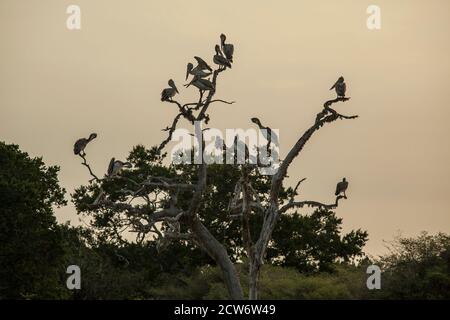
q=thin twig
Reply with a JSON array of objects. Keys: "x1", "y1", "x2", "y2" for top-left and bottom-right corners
[{"x1": 79, "y1": 154, "x2": 101, "y2": 183}]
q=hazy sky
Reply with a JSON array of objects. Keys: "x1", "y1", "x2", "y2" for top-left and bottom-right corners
[{"x1": 1, "y1": 0, "x2": 449, "y2": 255}]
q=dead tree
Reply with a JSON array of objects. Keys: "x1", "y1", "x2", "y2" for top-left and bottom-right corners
[
  {"x1": 75, "y1": 35, "x2": 358, "y2": 300},
  {"x1": 245, "y1": 97, "x2": 357, "y2": 299}
]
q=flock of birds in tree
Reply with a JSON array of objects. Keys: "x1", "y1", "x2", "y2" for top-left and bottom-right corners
[
  {"x1": 73, "y1": 33, "x2": 349, "y2": 198},
  {"x1": 161, "y1": 33, "x2": 234, "y2": 101}
]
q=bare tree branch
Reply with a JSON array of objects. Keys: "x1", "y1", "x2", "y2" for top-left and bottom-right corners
[
  {"x1": 279, "y1": 195, "x2": 347, "y2": 214},
  {"x1": 292, "y1": 178, "x2": 307, "y2": 198},
  {"x1": 76, "y1": 33, "x2": 357, "y2": 301},
  {"x1": 248, "y1": 97, "x2": 358, "y2": 299},
  {"x1": 158, "y1": 112, "x2": 185, "y2": 152},
  {"x1": 209, "y1": 99, "x2": 235, "y2": 105},
  {"x1": 197, "y1": 68, "x2": 225, "y2": 121},
  {"x1": 78, "y1": 154, "x2": 101, "y2": 183},
  {"x1": 270, "y1": 99, "x2": 357, "y2": 202}
]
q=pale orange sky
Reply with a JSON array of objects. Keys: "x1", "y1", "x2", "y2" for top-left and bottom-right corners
[{"x1": 1, "y1": 0, "x2": 449, "y2": 255}]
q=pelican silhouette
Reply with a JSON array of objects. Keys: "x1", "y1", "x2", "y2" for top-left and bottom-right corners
[
  {"x1": 335, "y1": 177, "x2": 349, "y2": 197},
  {"x1": 194, "y1": 56, "x2": 212, "y2": 72},
  {"x1": 107, "y1": 158, "x2": 132, "y2": 177},
  {"x1": 251, "y1": 117, "x2": 278, "y2": 145},
  {"x1": 330, "y1": 76, "x2": 346, "y2": 98},
  {"x1": 73, "y1": 133, "x2": 97, "y2": 156},
  {"x1": 213, "y1": 45, "x2": 232, "y2": 69},
  {"x1": 185, "y1": 76, "x2": 215, "y2": 91},
  {"x1": 220, "y1": 33, "x2": 234, "y2": 63},
  {"x1": 161, "y1": 79, "x2": 179, "y2": 101},
  {"x1": 186, "y1": 62, "x2": 212, "y2": 80}
]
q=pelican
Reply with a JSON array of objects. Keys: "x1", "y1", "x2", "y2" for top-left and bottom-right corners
[
  {"x1": 251, "y1": 117, "x2": 278, "y2": 145},
  {"x1": 330, "y1": 76, "x2": 346, "y2": 98},
  {"x1": 335, "y1": 177, "x2": 349, "y2": 197},
  {"x1": 213, "y1": 45, "x2": 232, "y2": 69},
  {"x1": 194, "y1": 56, "x2": 212, "y2": 72},
  {"x1": 220, "y1": 33, "x2": 234, "y2": 63},
  {"x1": 185, "y1": 76, "x2": 215, "y2": 91},
  {"x1": 186, "y1": 62, "x2": 212, "y2": 80},
  {"x1": 161, "y1": 79, "x2": 179, "y2": 101},
  {"x1": 73, "y1": 133, "x2": 97, "y2": 156},
  {"x1": 107, "y1": 157, "x2": 132, "y2": 177}
]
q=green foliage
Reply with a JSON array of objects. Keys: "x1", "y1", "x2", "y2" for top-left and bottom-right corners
[
  {"x1": 65, "y1": 237, "x2": 156, "y2": 300},
  {"x1": 59, "y1": 224, "x2": 210, "y2": 300},
  {"x1": 1, "y1": 142, "x2": 448, "y2": 299},
  {"x1": 147, "y1": 263, "x2": 372, "y2": 300},
  {"x1": 268, "y1": 209, "x2": 368, "y2": 273},
  {"x1": 73, "y1": 145, "x2": 368, "y2": 274},
  {"x1": 374, "y1": 232, "x2": 450, "y2": 299},
  {"x1": 72, "y1": 145, "x2": 182, "y2": 245},
  {"x1": 66, "y1": 231, "x2": 449, "y2": 300},
  {"x1": 0, "y1": 142, "x2": 67, "y2": 299}
]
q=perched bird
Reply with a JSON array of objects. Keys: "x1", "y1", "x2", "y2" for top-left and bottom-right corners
[
  {"x1": 194, "y1": 56, "x2": 212, "y2": 72},
  {"x1": 251, "y1": 117, "x2": 278, "y2": 161},
  {"x1": 161, "y1": 79, "x2": 179, "y2": 101},
  {"x1": 185, "y1": 76, "x2": 215, "y2": 91},
  {"x1": 213, "y1": 45, "x2": 232, "y2": 69},
  {"x1": 73, "y1": 133, "x2": 97, "y2": 156},
  {"x1": 330, "y1": 76, "x2": 346, "y2": 98},
  {"x1": 251, "y1": 117, "x2": 278, "y2": 145},
  {"x1": 186, "y1": 62, "x2": 212, "y2": 80},
  {"x1": 107, "y1": 157, "x2": 132, "y2": 177},
  {"x1": 220, "y1": 33, "x2": 234, "y2": 63},
  {"x1": 335, "y1": 177, "x2": 349, "y2": 197}
]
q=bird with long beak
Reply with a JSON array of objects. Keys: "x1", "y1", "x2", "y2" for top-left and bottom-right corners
[
  {"x1": 107, "y1": 157, "x2": 132, "y2": 177},
  {"x1": 251, "y1": 117, "x2": 277, "y2": 142},
  {"x1": 213, "y1": 45, "x2": 232, "y2": 69},
  {"x1": 335, "y1": 177, "x2": 349, "y2": 197},
  {"x1": 220, "y1": 33, "x2": 234, "y2": 63},
  {"x1": 73, "y1": 133, "x2": 97, "y2": 156},
  {"x1": 194, "y1": 56, "x2": 212, "y2": 72},
  {"x1": 161, "y1": 79, "x2": 179, "y2": 101},
  {"x1": 184, "y1": 75, "x2": 215, "y2": 91},
  {"x1": 330, "y1": 76, "x2": 346, "y2": 98},
  {"x1": 186, "y1": 62, "x2": 212, "y2": 81},
  {"x1": 251, "y1": 117, "x2": 278, "y2": 156}
]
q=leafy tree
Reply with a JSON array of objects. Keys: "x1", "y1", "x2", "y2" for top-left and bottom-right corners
[
  {"x1": 0, "y1": 142, "x2": 67, "y2": 299},
  {"x1": 147, "y1": 263, "x2": 372, "y2": 300},
  {"x1": 375, "y1": 232, "x2": 450, "y2": 299},
  {"x1": 73, "y1": 146, "x2": 367, "y2": 270},
  {"x1": 73, "y1": 34, "x2": 360, "y2": 299},
  {"x1": 63, "y1": 231, "x2": 156, "y2": 300},
  {"x1": 268, "y1": 209, "x2": 368, "y2": 273},
  {"x1": 56, "y1": 221, "x2": 201, "y2": 300},
  {"x1": 72, "y1": 145, "x2": 368, "y2": 299}
]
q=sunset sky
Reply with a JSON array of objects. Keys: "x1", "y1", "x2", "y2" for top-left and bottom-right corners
[{"x1": 1, "y1": 0, "x2": 449, "y2": 255}]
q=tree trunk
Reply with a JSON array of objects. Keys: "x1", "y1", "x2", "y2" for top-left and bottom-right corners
[
  {"x1": 189, "y1": 216, "x2": 244, "y2": 300},
  {"x1": 249, "y1": 205, "x2": 279, "y2": 299},
  {"x1": 248, "y1": 255, "x2": 260, "y2": 300}
]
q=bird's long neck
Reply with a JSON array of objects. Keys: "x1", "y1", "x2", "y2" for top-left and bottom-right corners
[{"x1": 254, "y1": 120, "x2": 265, "y2": 130}]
